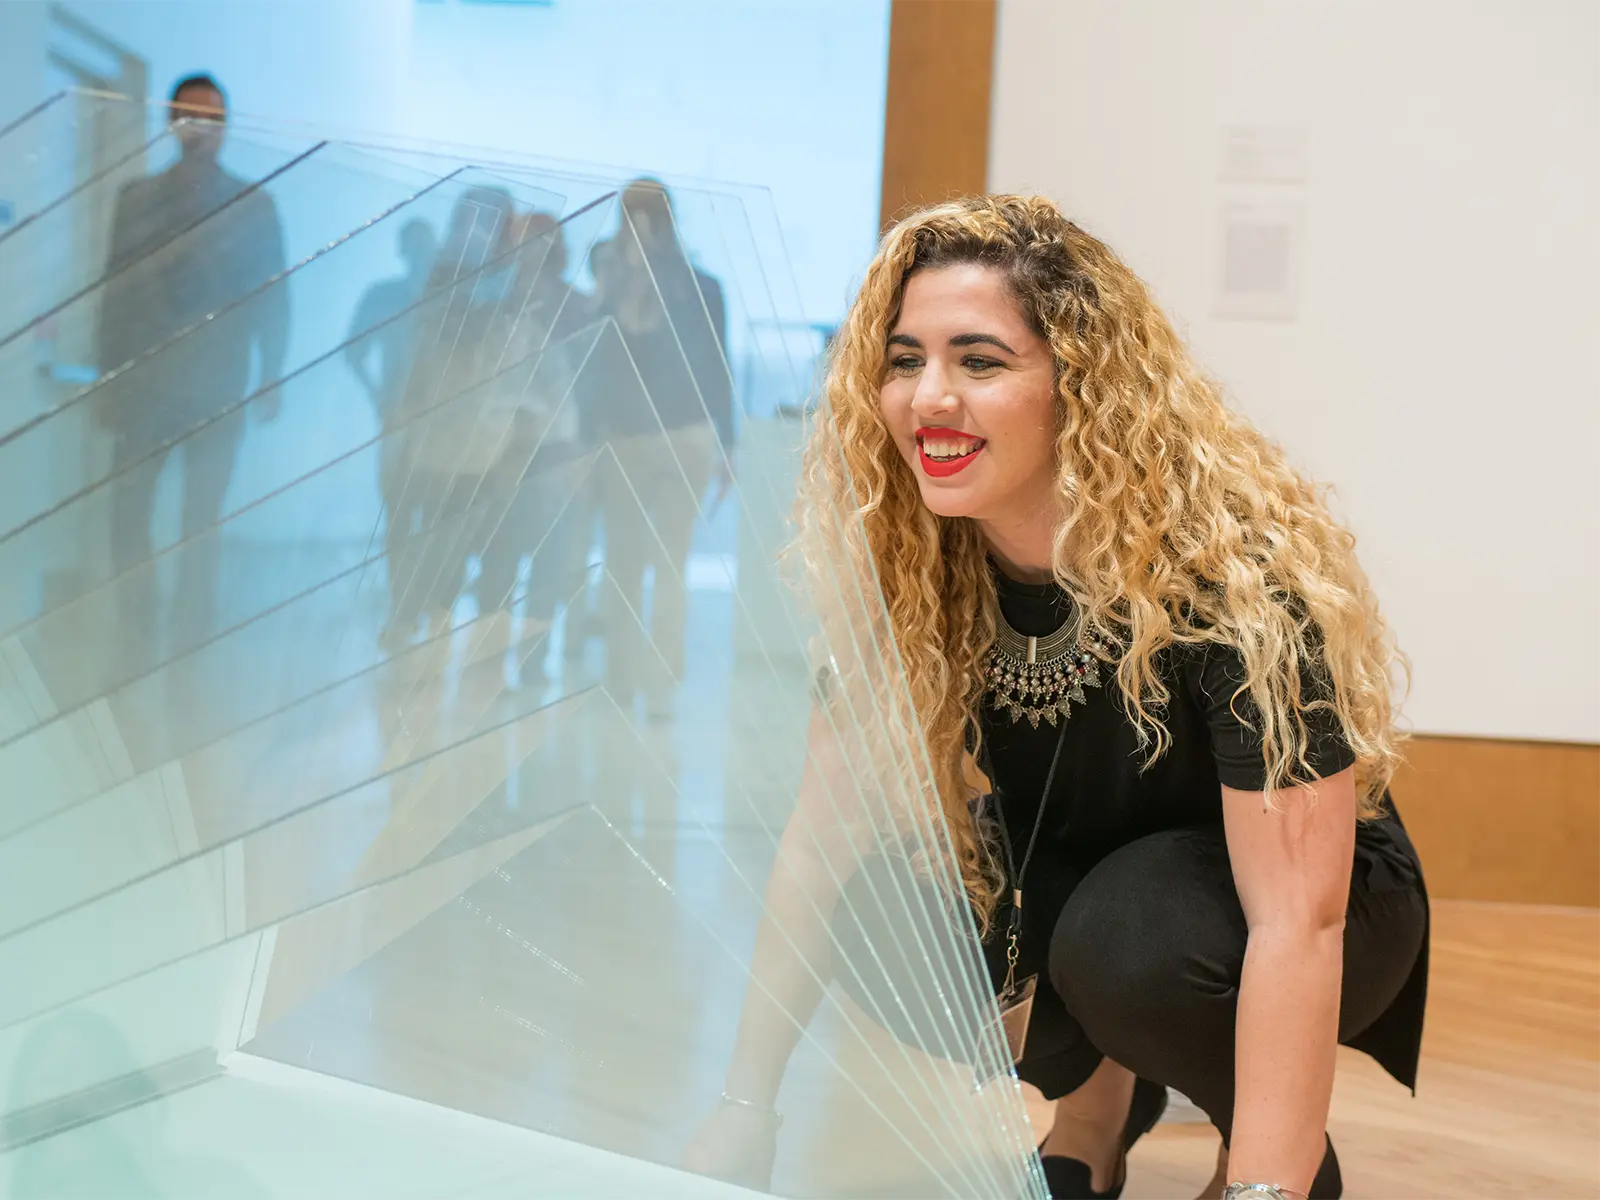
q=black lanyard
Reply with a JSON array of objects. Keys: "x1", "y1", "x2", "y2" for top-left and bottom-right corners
[{"x1": 991, "y1": 716, "x2": 1070, "y2": 993}]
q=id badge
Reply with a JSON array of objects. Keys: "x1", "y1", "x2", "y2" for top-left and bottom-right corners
[{"x1": 995, "y1": 973, "x2": 1038, "y2": 1064}]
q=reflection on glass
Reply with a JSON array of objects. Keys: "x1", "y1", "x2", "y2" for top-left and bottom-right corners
[{"x1": 0, "y1": 91, "x2": 1044, "y2": 1200}]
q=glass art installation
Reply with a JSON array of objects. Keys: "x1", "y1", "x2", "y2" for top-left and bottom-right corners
[{"x1": 0, "y1": 91, "x2": 1047, "y2": 1200}]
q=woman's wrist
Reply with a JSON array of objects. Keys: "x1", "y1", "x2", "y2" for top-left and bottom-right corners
[
  {"x1": 722, "y1": 1060, "x2": 783, "y2": 1112},
  {"x1": 718, "y1": 1091, "x2": 784, "y2": 1128}
]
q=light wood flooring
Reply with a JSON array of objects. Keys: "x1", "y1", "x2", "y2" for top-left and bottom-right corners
[
  {"x1": 247, "y1": 807, "x2": 1599, "y2": 1200},
  {"x1": 1115, "y1": 901, "x2": 1600, "y2": 1199}
]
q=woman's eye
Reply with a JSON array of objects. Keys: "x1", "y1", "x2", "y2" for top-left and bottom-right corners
[
  {"x1": 962, "y1": 355, "x2": 1002, "y2": 373},
  {"x1": 887, "y1": 355, "x2": 922, "y2": 375}
]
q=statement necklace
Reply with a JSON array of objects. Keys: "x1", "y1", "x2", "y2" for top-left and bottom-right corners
[{"x1": 985, "y1": 601, "x2": 1115, "y2": 728}]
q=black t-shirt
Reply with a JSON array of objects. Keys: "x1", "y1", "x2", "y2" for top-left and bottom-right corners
[
  {"x1": 980, "y1": 571, "x2": 1416, "y2": 869},
  {"x1": 579, "y1": 241, "x2": 734, "y2": 449},
  {"x1": 980, "y1": 569, "x2": 1428, "y2": 1087}
]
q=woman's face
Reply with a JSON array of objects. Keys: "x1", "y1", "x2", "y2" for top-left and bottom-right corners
[{"x1": 879, "y1": 263, "x2": 1059, "y2": 525}]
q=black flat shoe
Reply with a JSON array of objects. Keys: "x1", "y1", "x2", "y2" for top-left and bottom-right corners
[
  {"x1": 1122, "y1": 1077, "x2": 1170, "y2": 1149},
  {"x1": 1040, "y1": 1154, "x2": 1120, "y2": 1200},
  {"x1": 1037, "y1": 1078, "x2": 1169, "y2": 1199},
  {"x1": 1309, "y1": 1134, "x2": 1342, "y2": 1199}
]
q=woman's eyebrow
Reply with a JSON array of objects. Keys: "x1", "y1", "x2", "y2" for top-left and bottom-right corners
[
  {"x1": 885, "y1": 332, "x2": 1020, "y2": 354},
  {"x1": 949, "y1": 332, "x2": 1019, "y2": 354}
]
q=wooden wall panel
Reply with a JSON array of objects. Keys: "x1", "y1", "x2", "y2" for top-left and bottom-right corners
[
  {"x1": 879, "y1": 0, "x2": 996, "y2": 231},
  {"x1": 1393, "y1": 735, "x2": 1598, "y2": 907}
]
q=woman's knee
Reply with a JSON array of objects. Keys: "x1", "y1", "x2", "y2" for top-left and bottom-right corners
[
  {"x1": 831, "y1": 858, "x2": 993, "y2": 1058},
  {"x1": 1046, "y1": 831, "x2": 1246, "y2": 1045}
]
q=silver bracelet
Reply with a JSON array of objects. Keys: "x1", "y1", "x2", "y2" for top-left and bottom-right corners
[
  {"x1": 719, "y1": 1091, "x2": 784, "y2": 1129},
  {"x1": 1223, "y1": 1184, "x2": 1308, "y2": 1200}
]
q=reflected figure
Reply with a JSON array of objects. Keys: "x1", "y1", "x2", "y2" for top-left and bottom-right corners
[
  {"x1": 585, "y1": 179, "x2": 734, "y2": 720},
  {"x1": 383, "y1": 186, "x2": 518, "y2": 652},
  {"x1": 96, "y1": 74, "x2": 288, "y2": 648},
  {"x1": 477, "y1": 211, "x2": 590, "y2": 688},
  {"x1": 345, "y1": 220, "x2": 439, "y2": 420},
  {"x1": 345, "y1": 218, "x2": 438, "y2": 636},
  {"x1": 385, "y1": 189, "x2": 578, "y2": 675}
]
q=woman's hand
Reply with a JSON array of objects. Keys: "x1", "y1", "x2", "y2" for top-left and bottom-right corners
[{"x1": 681, "y1": 1102, "x2": 780, "y2": 1192}]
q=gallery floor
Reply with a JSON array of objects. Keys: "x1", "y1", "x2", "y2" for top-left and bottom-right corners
[{"x1": 1115, "y1": 902, "x2": 1600, "y2": 1200}]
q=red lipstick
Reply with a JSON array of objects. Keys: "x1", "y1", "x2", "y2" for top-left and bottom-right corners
[{"x1": 915, "y1": 427, "x2": 986, "y2": 478}]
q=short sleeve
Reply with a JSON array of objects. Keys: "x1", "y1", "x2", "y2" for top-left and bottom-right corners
[{"x1": 1188, "y1": 642, "x2": 1357, "y2": 791}]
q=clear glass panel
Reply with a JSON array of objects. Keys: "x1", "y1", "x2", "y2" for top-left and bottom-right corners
[
  {"x1": 0, "y1": 95, "x2": 1045, "y2": 1200},
  {"x1": 0, "y1": 122, "x2": 328, "y2": 354},
  {"x1": 0, "y1": 234, "x2": 610, "y2": 1143},
  {"x1": 0, "y1": 138, "x2": 562, "y2": 440},
  {"x1": 0, "y1": 165, "x2": 572, "y2": 644},
  {"x1": 0, "y1": 91, "x2": 153, "y2": 239}
]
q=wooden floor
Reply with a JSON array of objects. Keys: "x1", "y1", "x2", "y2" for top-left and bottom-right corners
[
  {"x1": 248, "y1": 800, "x2": 1599, "y2": 1200},
  {"x1": 1114, "y1": 901, "x2": 1600, "y2": 1199}
]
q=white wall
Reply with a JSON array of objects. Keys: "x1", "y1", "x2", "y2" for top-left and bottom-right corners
[
  {"x1": 401, "y1": 0, "x2": 888, "y2": 325},
  {"x1": 0, "y1": 2, "x2": 46, "y2": 125},
  {"x1": 60, "y1": 0, "x2": 411, "y2": 137},
  {"x1": 0, "y1": 1, "x2": 48, "y2": 229},
  {"x1": 22, "y1": 0, "x2": 887, "y2": 329},
  {"x1": 990, "y1": 0, "x2": 1599, "y2": 743}
]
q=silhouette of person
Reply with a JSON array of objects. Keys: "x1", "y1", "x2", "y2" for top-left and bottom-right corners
[
  {"x1": 345, "y1": 217, "x2": 437, "y2": 631},
  {"x1": 583, "y1": 179, "x2": 735, "y2": 719},
  {"x1": 473, "y1": 210, "x2": 590, "y2": 687},
  {"x1": 96, "y1": 73, "x2": 288, "y2": 645},
  {"x1": 346, "y1": 218, "x2": 438, "y2": 429},
  {"x1": 383, "y1": 186, "x2": 520, "y2": 650}
]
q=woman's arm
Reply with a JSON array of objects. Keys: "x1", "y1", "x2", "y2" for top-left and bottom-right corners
[
  {"x1": 681, "y1": 703, "x2": 879, "y2": 1187},
  {"x1": 1221, "y1": 765, "x2": 1357, "y2": 1196},
  {"x1": 720, "y1": 703, "x2": 877, "y2": 1106}
]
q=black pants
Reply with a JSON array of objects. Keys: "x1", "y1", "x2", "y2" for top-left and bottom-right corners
[
  {"x1": 833, "y1": 825, "x2": 1426, "y2": 1199},
  {"x1": 111, "y1": 418, "x2": 244, "y2": 643},
  {"x1": 384, "y1": 458, "x2": 589, "y2": 632}
]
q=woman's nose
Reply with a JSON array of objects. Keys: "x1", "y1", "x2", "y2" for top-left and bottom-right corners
[{"x1": 910, "y1": 364, "x2": 958, "y2": 417}]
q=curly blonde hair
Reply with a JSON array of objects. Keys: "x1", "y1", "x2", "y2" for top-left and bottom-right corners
[{"x1": 797, "y1": 195, "x2": 1406, "y2": 928}]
